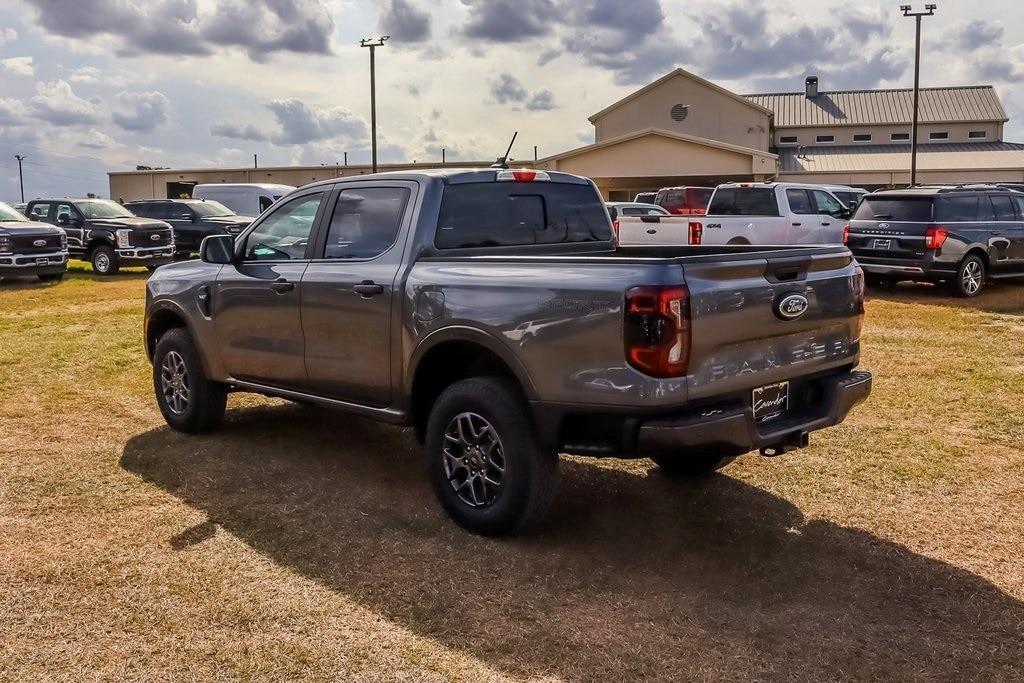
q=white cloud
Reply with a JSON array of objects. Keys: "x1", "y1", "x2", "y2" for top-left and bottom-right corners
[
  {"x1": 0, "y1": 28, "x2": 16, "y2": 46},
  {"x1": 29, "y1": 80, "x2": 99, "y2": 126},
  {"x1": 1, "y1": 57, "x2": 35, "y2": 76},
  {"x1": 111, "y1": 90, "x2": 170, "y2": 132}
]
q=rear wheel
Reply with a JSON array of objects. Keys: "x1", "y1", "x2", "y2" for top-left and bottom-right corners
[
  {"x1": 651, "y1": 449, "x2": 741, "y2": 477},
  {"x1": 951, "y1": 254, "x2": 986, "y2": 297},
  {"x1": 90, "y1": 246, "x2": 120, "y2": 276},
  {"x1": 153, "y1": 328, "x2": 227, "y2": 433},
  {"x1": 426, "y1": 377, "x2": 558, "y2": 535}
]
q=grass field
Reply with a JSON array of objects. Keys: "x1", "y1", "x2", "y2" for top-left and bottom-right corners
[{"x1": 1, "y1": 264, "x2": 1023, "y2": 681}]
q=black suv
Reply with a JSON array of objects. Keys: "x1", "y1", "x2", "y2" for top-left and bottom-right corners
[
  {"x1": 847, "y1": 186, "x2": 1024, "y2": 297},
  {"x1": 25, "y1": 198, "x2": 175, "y2": 275},
  {"x1": 124, "y1": 199, "x2": 253, "y2": 256}
]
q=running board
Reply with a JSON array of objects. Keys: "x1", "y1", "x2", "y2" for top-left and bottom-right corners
[{"x1": 227, "y1": 379, "x2": 408, "y2": 424}]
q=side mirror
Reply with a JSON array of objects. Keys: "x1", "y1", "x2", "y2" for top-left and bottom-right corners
[
  {"x1": 56, "y1": 214, "x2": 69, "y2": 226},
  {"x1": 200, "y1": 234, "x2": 235, "y2": 264},
  {"x1": 839, "y1": 207, "x2": 852, "y2": 219}
]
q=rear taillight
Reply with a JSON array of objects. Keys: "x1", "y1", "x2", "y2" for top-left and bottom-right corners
[
  {"x1": 842, "y1": 224, "x2": 850, "y2": 245},
  {"x1": 924, "y1": 225, "x2": 949, "y2": 250},
  {"x1": 611, "y1": 219, "x2": 620, "y2": 246},
  {"x1": 624, "y1": 285, "x2": 691, "y2": 378},
  {"x1": 853, "y1": 265, "x2": 865, "y2": 337},
  {"x1": 688, "y1": 221, "x2": 702, "y2": 245}
]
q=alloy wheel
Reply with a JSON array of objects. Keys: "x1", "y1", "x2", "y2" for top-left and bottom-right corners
[
  {"x1": 961, "y1": 260, "x2": 983, "y2": 295},
  {"x1": 94, "y1": 252, "x2": 110, "y2": 273},
  {"x1": 160, "y1": 350, "x2": 191, "y2": 415},
  {"x1": 441, "y1": 412, "x2": 506, "y2": 508}
]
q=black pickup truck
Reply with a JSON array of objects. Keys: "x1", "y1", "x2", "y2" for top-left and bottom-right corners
[
  {"x1": 125, "y1": 199, "x2": 253, "y2": 256},
  {"x1": 145, "y1": 168, "x2": 871, "y2": 534},
  {"x1": 26, "y1": 198, "x2": 175, "y2": 275}
]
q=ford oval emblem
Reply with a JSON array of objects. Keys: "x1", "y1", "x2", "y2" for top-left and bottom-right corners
[
  {"x1": 150, "y1": 233, "x2": 161, "y2": 241},
  {"x1": 775, "y1": 293, "x2": 809, "y2": 320},
  {"x1": 33, "y1": 239, "x2": 47, "y2": 247},
  {"x1": 878, "y1": 222, "x2": 890, "y2": 229}
]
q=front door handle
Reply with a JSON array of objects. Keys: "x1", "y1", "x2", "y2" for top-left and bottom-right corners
[
  {"x1": 271, "y1": 278, "x2": 294, "y2": 294},
  {"x1": 821, "y1": 222, "x2": 832, "y2": 227},
  {"x1": 354, "y1": 280, "x2": 384, "y2": 297},
  {"x1": 792, "y1": 222, "x2": 802, "y2": 227}
]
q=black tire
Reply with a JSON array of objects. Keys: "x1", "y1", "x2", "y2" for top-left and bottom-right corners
[
  {"x1": 153, "y1": 327, "x2": 227, "y2": 433},
  {"x1": 90, "y1": 245, "x2": 120, "y2": 276},
  {"x1": 651, "y1": 449, "x2": 741, "y2": 477},
  {"x1": 37, "y1": 273, "x2": 64, "y2": 282},
  {"x1": 951, "y1": 253, "x2": 986, "y2": 298},
  {"x1": 425, "y1": 376, "x2": 558, "y2": 535}
]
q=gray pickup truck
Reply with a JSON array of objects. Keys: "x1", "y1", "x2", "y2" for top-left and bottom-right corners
[{"x1": 144, "y1": 168, "x2": 871, "y2": 535}]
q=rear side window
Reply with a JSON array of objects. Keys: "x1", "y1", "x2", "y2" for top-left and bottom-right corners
[
  {"x1": 28, "y1": 203, "x2": 50, "y2": 220},
  {"x1": 324, "y1": 187, "x2": 410, "y2": 259},
  {"x1": 938, "y1": 196, "x2": 990, "y2": 222},
  {"x1": 435, "y1": 182, "x2": 611, "y2": 249},
  {"x1": 785, "y1": 189, "x2": 814, "y2": 214},
  {"x1": 853, "y1": 197, "x2": 933, "y2": 222},
  {"x1": 708, "y1": 188, "x2": 780, "y2": 216},
  {"x1": 657, "y1": 190, "x2": 686, "y2": 209},
  {"x1": 990, "y1": 195, "x2": 1016, "y2": 221}
]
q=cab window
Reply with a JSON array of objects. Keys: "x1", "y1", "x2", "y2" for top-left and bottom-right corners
[
  {"x1": 322, "y1": 187, "x2": 410, "y2": 259},
  {"x1": 785, "y1": 189, "x2": 814, "y2": 214},
  {"x1": 28, "y1": 203, "x2": 51, "y2": 220},
  {"x1": 811, "y1": 190, "x2": 845, "y2": 216},
  {"x1": 243, "y1": 192, "x2": 323, "y2": 261}
]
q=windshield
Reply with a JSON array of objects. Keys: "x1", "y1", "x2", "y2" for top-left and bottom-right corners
[
  {"x1": 77, "y1": 200, "x2": 135, "y2": 219},
  {"x1": 0, "y1": 202, "x2": 28, "y2": 222},
  {"x1": 190, "y1": 200, "x2": 234, "y2": 217}
]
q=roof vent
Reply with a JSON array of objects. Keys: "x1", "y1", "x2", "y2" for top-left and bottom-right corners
[{"x1": 805, "y1": 76, "x2": 819, "y2": 98}]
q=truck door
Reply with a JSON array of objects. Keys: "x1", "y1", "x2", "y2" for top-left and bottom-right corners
[
  {"x1": 810, "y1": 190, "x2": 847, "y2": 244},
  {"x1": 784, "y1": 189, "x2": 817, "y2": 244},
  {"x1": 300, "y1": 183, "x2": 415, "y2": 407},
  {"x1": 214, "y1": 190, "x2": 326, "y2": 389}
]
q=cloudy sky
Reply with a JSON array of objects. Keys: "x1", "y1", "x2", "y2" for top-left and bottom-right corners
[{"x1": 1, "y1": 0, "x2": 1022, "y2": 201}]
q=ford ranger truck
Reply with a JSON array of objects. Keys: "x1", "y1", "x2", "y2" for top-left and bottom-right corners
[
  {"x1": 144, "y1": 169, "x2": 871, "y2": 535},
  {"x1": 618, "y1": 182, "x2": 852, "y2": 248}
]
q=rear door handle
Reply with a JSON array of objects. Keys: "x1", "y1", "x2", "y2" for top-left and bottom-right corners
[
  {"x1": 271, "y1": 278, "x2": 294, "y2": 294},
  {"x1": 792, "y1": 222, "x2": 802, "y2": 227},
  {"x1": 354, "y1": 280, "x2": 384, "y2": 297},
  {"x1": 821, "y1": 221, "x2": 832, "y2": 226}
]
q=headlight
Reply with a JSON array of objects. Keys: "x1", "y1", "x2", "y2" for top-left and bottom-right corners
[
  {"x1": 59, "y1": 230, "x2": 67, "y2": 250},
  {"x1": 116, "y1": 229, "x2": 131, "y2": 248},
  {"x1": 0, "y1": 235, "x2": 10, "y2": 253}
]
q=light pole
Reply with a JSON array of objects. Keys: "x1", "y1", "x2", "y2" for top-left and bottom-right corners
[
  {"x1": 901, "y1": 3, "x2": 936, "y2": 187},
  {"x1": 360, "y1": 36, "x2": 389, "y2": 174},
  {"x1": 14, "y1": 154, "x2": 26, "y2": 202}
]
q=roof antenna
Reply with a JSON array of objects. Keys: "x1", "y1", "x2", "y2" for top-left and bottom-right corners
[{"x1": 490, "y1": 131, "x2": 518, "y2": 169}]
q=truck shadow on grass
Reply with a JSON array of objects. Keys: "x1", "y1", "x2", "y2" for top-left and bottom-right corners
[
  {"x1": 121, "y1": 404, "x2": 1024, "y2": 681},
  {"x1": 866, "y1": 281, "x2": 1024, "y2": 316}
]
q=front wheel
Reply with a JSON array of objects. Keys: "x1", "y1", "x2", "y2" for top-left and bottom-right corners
[
  {"x1": 153, "y1": 328, "x2": 227, "y2": 433},
  {"x1": 426, "y1": 377, "x2": 558, "y2": 535},
  {"x1": 952, "y1": 254, "x2": 986, "y2": 297},
  {"x1": 90, "y1": 246, "x2": 120, "y2": 276}
]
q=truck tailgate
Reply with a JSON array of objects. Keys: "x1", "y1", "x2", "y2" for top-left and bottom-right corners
[
  {"x1": 617, "y1": 215, "x2": 691, "y2": 246},
  {"x1": 680, "y1": 249, "x2": 862, "y2": 401}
]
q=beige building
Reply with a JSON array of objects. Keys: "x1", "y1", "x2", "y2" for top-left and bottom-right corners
[{"x1": 110, "y1": 68, "x2": 1024, "y2": 202}]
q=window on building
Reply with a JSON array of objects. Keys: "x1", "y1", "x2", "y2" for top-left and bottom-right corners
[
  {"x1": 853, "y1": 133, "x2": 872, "y2": 142},
  {"x1": 929, "y1": 132, "x2": 949, "y2": 140},
  {"x1": 969, "y1": 131, "x2": 987, "y2": 139},
  {"x1": 891, "y1": 132, "x2": 910, "y2": 141},
  {"x1": 815, "y1": 134, "x2": 835, "y2": 143},
  {"x1": 779, "y1": 135, "x2": 798, "y2": 144}
]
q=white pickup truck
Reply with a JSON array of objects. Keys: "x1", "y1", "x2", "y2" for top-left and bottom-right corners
[{"x1": 617, "y1": 182, "x2": 853, "y2": 247}]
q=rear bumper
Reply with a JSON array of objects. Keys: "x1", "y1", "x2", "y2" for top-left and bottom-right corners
[
  {"x1": 635, "y1": 370, "x2": 871, "y2": 456},
  {"x1": 854, "y1": 255, "x2": 956, "y2": 279}
]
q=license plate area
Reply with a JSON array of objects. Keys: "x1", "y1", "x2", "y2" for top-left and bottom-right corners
[
  {"x1": 873, "y1": 238, "x2": 892, "y2": 250},
  {"x1": 753, "y1": 381, "x2": 789, "y2": 424},
  {"x1": 36, "y1": 257, "x2": 49, "y2": 266}
]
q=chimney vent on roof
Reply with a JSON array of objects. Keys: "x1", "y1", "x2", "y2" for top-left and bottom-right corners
[{"x1": 805, "y1": 76, "x2": 819, "y2": 98}]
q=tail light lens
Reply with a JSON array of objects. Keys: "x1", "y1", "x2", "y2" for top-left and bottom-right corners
[
  {"x1": 853, "y1": 265, "x2": 865, "y2": 337},
  {"x1": 924, "y1": 225, "x2": 949, "y2": 250},
  {"x1": 688, "y1": 221, "x2": 702, "y2": 245},
  {"x1": 625, "y1": 285, "x2": 691, "y2": 378},
  {"x1": 842, "y1": 224, "x2": 850, "y2": 245},
  {"x1": 611, "y1": 219, "x2": 620, "y2": 246}
]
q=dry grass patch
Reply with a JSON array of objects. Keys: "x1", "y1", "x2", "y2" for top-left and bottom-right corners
[{"x1": 1, "y1": 267, "x2": 1022, "y2": 681}]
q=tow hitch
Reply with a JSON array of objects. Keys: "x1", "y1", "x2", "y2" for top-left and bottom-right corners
[{"x1": 759, "y1": 431, "x2": 810, "y2": 457}]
